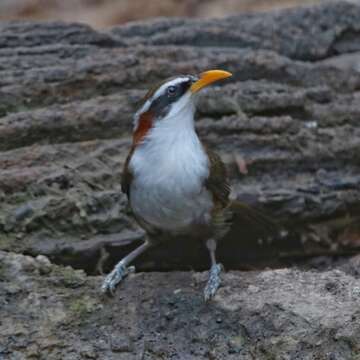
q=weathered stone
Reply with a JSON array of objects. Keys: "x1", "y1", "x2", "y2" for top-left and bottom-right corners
[
  {"x1": 111, "y1": 1, "x2": 360, "y2": 61},
  {"x1": 1, "y1": 250, "x2": 360, "y2": 359},
  {"x1": 0, "y1": 2, "x2": 359, "y2": 273}
]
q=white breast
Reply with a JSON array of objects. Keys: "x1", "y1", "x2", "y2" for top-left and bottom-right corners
[{"x1": 129, "y1": 102, "x2": 213, "y2": 232}]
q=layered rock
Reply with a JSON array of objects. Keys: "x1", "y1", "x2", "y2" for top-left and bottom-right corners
[{"x1": 0, "y1": 2, "x2": 359, "y2": 272}]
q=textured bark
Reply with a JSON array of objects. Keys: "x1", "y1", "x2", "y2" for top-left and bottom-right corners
[{"x1": 0, "y1": 2, "x2": 360, "y2": 274}]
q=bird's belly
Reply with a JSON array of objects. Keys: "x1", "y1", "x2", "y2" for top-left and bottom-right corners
[{"x1": 130, "y1": 181, "x2": 213, "y2": 232}]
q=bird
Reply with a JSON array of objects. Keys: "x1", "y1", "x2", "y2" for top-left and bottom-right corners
[{"x1": 101, "y1": 70, "x2": 278, "y2": 301}]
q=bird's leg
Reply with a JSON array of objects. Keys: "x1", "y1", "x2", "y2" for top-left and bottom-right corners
[
  {"x1": 101, "y1": 241, "x2": 152, "y2": 295},
  {"x1": 204, "y1": 238, "x2": 223, "y2": 301}
]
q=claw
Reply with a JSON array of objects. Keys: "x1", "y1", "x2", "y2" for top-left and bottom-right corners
[
  {"x1": 101, "y1": 262, "x2": 135, "y2": 295},
  {"x1": 204, "y1": 263, "x2": 223, "y2": 302}
]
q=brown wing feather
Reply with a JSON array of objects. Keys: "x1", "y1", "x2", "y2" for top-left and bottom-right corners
[
  {"x1": 203, "y1": 145, "x2": 279, "y2": 237},
  {"x1": 203, "y1": 146, "x2": 231, "y2": 209}
]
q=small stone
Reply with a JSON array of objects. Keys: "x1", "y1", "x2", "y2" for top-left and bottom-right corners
[
  {"x1": 228, "y1": 335, "x2": 245, "y2": 354},
  {"x1": 20, "y1": 255, "x2": 38, "y2": 273},
  {"x1": 325, "y1": 281, "x2": 338, "y2": 293},
  {"x1": 36, "y1": 255, "x2": 52, "y2": 274},
  {"x1": 14, "y1": 204, "x2": 34, "y2": 222},
  {"x1": 27, "y1": 344, "x2": 41, "y2": 358},
  {"x1": 111, "y1": 335, "x2": 133, "y2": 353},
  {"x1": 247, "y1": 285, "x2": 259, "y2": 293},
  {"x1": 165, "y1": 311, "x2": 174, "y2": 321},
  {"x1": 304, "y1": 121, "x2": 318, "y2": 129},
  {"x1": 80, "y1": 345, "x2": 97, "y2": 359}
]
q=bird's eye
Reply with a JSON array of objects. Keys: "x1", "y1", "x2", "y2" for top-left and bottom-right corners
[{"x1": 167, "y1": 86, "x2": 177, "y2": 96}]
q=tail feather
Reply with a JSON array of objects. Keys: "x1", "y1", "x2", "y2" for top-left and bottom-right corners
[{"x1": 230, "y1": 200, "x2": 281, "y2": 238}]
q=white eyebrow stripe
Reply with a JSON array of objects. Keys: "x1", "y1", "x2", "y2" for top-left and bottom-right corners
[
  {"x1": 133, "y1": 76, "x2": 190, "y2": 128},
  {"x1": 153, "y1": 76, "x2": 190, "y2": 100}
]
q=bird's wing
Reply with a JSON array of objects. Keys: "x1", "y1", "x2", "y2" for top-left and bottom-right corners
[
  {"x1": 203, "y1": 146, "x2": 231, "y2": 209},
  {"x1": 204, "y1": 146, "x2": 279, "y2": 237},
  {"x1": 121, "y1": 147, "x2": 134, "y2": 198}
]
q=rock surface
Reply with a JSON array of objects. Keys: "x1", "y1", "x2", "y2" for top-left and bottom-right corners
[
  {"x1": 1, "y1": 3, "x2": 360, "y2": 358},
  {"x1": 1, "y1": 2, "x2": 360, "y2": 272},
  {"x1": 1, "y1": 250, "x2": 360, "y2": 359}
]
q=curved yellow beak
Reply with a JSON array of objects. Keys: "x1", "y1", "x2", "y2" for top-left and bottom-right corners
[{"x1": 190, "y1": 69, "x2": 232, "y2": 93}]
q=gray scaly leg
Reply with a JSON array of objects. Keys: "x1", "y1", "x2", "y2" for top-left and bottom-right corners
[
  {"x1": 101, "y1": 241, "x2": 151, "y2": 295},
  {"x1": 204, "y1": 238, "x2": 223, "y2": 301}
]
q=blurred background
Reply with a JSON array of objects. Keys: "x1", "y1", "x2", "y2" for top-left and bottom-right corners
[{"x1": 0, "y1": 0, "x2": 323, "y2": 28}]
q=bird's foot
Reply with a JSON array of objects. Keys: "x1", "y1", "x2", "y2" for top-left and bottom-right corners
[
  {"x1": 204, "y1": 263, "x2": 223, "y2": 302},
  {"x1": 101, "y1": 262, "x2": 135, "y2": 295}
]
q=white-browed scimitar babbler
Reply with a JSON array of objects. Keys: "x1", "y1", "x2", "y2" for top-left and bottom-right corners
[{"x1": 101, "y1": 70, "x2": 278, "y2": 301}]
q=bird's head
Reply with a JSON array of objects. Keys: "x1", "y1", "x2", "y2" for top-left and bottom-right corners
[{"x1": 132, "y1": 70, "x2": 232, "y2": 145}]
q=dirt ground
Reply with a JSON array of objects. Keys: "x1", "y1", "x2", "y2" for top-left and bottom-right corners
[{"x1": 2, "y1": 250, "x2": 360, "y2": 359}]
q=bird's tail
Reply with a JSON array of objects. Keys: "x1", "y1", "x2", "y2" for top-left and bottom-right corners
[{"x1": 229, "y1": 200, "x2": 284, "y2": 239}]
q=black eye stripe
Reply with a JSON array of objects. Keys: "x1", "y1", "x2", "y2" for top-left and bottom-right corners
[{"x1": 148, "y1": 79, "x2": 192, "y2": 117}]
